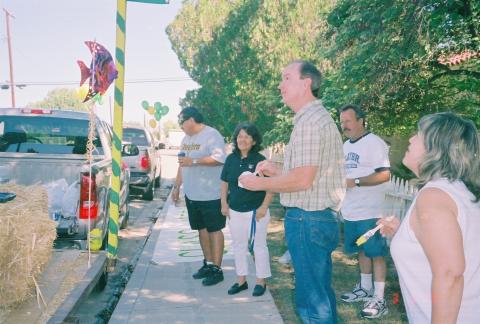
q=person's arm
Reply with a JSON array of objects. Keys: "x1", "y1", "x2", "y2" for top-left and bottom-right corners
[
  {"x1": 244, "y1": 121, "x2": 340, "y2": 192},
  {"x1": 346, "y1": 169, "x2": 390, "y2": 188},
  {"x1": 256, "y1": 191, "x2": 274, "y2": 220},
  {"x1": 220, "y1": 181, "x2": 229, "y2": 218},
  {"x1": 412, "y1": 188, "x2": 464, "y2": 324},
  {"x1": 172, "y1": 166, "x2": 183, "y2": 203},
  {"x1": 255, "y1": 160, "x2": 281, "y2": 177},
  {"x1": 241, "y1": 165, "x2": 317, "y2": 192},
  {"x1": 182, "y1": 131, "x2": 225, "y2": 167},
  {"x1": 179, "y1": 155, "x2": 223, "y2": 167}
]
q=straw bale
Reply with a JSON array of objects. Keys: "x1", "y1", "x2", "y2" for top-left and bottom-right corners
[{"x1": 0, "y1": 183, "x2": 57, "y2": 308}]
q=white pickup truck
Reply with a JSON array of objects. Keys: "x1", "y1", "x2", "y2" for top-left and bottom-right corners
[{"x1": 0, "y1": 108, "x2": 132, "y2": 249}]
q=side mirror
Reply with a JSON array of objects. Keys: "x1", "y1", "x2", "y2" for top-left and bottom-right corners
[
  {"x1": 157, "y1": 142, "x2": 165, "y2": 150},
  {"x1": 122, "y1": 143, "x2": 139, "y2": 156}
]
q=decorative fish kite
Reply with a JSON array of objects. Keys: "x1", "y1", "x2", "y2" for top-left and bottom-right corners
[{"x1": 77, "y1": 41, "x2": 118, "y2": 103}]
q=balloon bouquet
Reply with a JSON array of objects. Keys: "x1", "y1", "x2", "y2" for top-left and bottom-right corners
[
  {"x1": 76, "y1": 41, "x2": 118, "y2": 257},
  {"x1": 141, "y1": 100, "x2": 169, "y2": 129}
]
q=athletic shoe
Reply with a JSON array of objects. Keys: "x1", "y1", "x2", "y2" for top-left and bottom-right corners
[
  {"x1": 202, "y1": 265, "x2": 224, "y2": 286},
  {"x1": 340, "y1": 283, "x2": 373, "y2": 303},
  {"x1": 278, "y1": 250, "x2": 291, "y2": 264},
  {"x1": 192, "y1": 260, "x2": 212, "y2": 279},
  {"x1": 361, "y1": 296, "x2": 389, "y2": 319}
]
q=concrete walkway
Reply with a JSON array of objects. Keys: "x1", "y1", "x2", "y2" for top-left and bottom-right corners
[{"x1": 110, "y1": 195, "x2": 283, "y2": 324}]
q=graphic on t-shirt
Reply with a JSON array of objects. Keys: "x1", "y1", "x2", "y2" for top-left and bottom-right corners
[
  {"x1": 345, "y1": 152, "x2": 360, "y2": 169},
  {"x1": 182, "y1": 143, "x2": 201, "y2": 152}
]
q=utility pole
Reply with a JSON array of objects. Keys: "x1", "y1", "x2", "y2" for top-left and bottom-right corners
[{"x1": 4, "y1": 8, "x2": 15, "y2": 108}]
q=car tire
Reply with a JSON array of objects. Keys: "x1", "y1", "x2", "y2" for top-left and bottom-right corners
[
  {"x1": 154, "y1": 176, "x2": 161, "y2": 188},
  {"x1": 142, "y1": 183, "x2": 154, "y2": 201}
]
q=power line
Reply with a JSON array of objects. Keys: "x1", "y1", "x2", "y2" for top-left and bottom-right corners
[{"x1": 8, "y1": 77, "x2": 194, "y2": 87}]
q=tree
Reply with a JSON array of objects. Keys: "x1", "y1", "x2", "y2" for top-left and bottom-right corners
[
  {"x1": 324, "y1": 0, "x2": 480, "y2": 136},
  {"x1": 168, "y1": 0, "x2": 479, "y2": 146},
  {"x1": 168, "y1": 0, "x2": 336, "y2": 144},
  {"x1": 28, "y1": 88, "x2": 90, "y2": 112}
]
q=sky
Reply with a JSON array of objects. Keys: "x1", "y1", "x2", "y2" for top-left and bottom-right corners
[{"x1": 0, "y1": 0, "x2": 198, "y2": 125}]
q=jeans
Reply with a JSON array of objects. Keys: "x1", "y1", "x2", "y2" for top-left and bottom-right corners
[{"x1": 285, "y1": 207, "x2": 340, "y2": 324}]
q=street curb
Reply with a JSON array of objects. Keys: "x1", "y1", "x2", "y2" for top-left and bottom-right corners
[
  {"x1": 109, "y1": 190, "x2": 173, "y2": 323},
  {"x1": 47, "y1": 251, "x2": 107, "y2": 324}
]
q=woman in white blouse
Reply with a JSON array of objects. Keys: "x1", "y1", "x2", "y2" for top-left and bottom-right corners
[{"x1": 379, "y1": 112, "x2": 480, "y2": 324}]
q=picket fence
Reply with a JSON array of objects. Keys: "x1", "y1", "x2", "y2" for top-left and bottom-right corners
[{"x1": 384, "y1": 176, "x2": 418, "y2": 221}]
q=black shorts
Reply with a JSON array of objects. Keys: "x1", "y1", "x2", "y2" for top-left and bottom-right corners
[{"x1": 185, "y1": 196, "x2": 226, "y2": 233}]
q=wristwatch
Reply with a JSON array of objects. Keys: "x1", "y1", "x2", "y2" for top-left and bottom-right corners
[
  {"x1": 354, "y1": 178, "x2": 361, "y2": 187},
  {"x1": 192, "y1": 159, "x2": 199, "y2": 165}
]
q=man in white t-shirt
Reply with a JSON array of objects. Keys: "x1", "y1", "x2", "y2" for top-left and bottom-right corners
[
  {"x1": 172, "y1": 106, "x2": 226, "y2": 286},
  {"x1": 339, "y1": 104, "x2": 391, "y2": 319}
]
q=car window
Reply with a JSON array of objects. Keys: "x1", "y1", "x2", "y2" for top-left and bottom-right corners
[
  {"x1": 0, "y1": 115, "x2": 103, "y2": 155},
  {"x1": 123, "y1": 128, "x2": 150, "y2": 146}
]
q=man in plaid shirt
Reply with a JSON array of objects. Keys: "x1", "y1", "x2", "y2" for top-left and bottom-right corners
[{"x1": 240, "y1": 60, "x2": 346, "y2": 324}]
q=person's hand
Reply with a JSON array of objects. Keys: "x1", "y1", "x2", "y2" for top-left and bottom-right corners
[
  {"x1": 239, "y1": 173, "x2": 264, "y2": 191},
  {"x1": 255, "y1": 160, "x2": 279, "y2": 177},
  {"x1": 172, "y1": 186, "x2": 180, "y2": 204},
  {"x1": 178, "y1": 156, "x2": 193, "y2": 167},
  {"x1": 256, "y1": 206, "x2": 267, "y2": 221},
  {"x1": 221, "y1": 202, "x2": 230, "y2": 218},
  {"x1": 377, "y1": 216, "x2": 400, "y2": 238}
]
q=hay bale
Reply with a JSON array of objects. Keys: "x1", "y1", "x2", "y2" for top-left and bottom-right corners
[{"x1": 0, "y1": 184, "x2": 57, "y2": 308}]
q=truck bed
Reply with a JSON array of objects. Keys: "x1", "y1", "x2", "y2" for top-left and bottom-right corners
[{"x1": 0, "y1": 153, "x2": 96, "y2": 185}]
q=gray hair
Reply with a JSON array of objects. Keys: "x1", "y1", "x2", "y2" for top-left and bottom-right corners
[{"x1": 417, "y1": 112, "x2": 480, "y2": 202}]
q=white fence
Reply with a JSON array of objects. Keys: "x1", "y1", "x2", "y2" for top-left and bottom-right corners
[{"x1": 384, "y1": 176, "x2": 418, "y2": 221}]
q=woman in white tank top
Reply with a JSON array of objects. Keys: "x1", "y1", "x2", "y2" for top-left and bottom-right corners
[{"x1": 378, "y1": 112, "x2": 480, "y2": 324}]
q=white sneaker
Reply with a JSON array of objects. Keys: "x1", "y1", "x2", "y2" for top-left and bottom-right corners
[
  {"x1": 361, "y1": 296, "x2": 388, "y2": 319},
  {"x1": 340, "y1": 283, "x2": 373, "y2": 303},
  {"x1": 278, "y1": 250, "x2": 291, "y2": 264}
]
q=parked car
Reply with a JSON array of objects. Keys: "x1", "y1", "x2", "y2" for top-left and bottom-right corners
[
  {"x1": 123, "y1": 124, "x2": 161, "y2": 200},
  {"x1": 0, "y1": 108, "x2": 132, "y2": 249}
]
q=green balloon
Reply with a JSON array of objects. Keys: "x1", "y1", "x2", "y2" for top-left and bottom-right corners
[
  {"x1": 141, "y1": 100, "x2": 149, "y2": 110},
  {"x1": 154, "y1": 112, "x2": 161, "y2": 121},
  {"x1": 161, "y1": 106, "x2": 169, "y2": 115},
  {"x1": 154, "y1": 102, "x2": 162, "y2": 111}
]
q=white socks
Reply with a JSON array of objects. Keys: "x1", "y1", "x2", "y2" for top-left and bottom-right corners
[
  {"x1": 374, "y1": 281, "x2": 385, "y2": 300},
  {"x1": 360, "y1": 273, "x2": 373, "y2": 291},
  {"x1": 360, "y1": 274, "x2": 385, "y2": 300}
]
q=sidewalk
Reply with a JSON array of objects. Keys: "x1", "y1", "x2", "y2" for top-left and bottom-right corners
[{"x1": 110, "y1": 195, "x2": 283, "y2": 324}]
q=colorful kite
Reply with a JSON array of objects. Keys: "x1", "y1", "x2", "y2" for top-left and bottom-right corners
[{"x1": 77, "y1": 41, "x2": 118, "y2": 103}]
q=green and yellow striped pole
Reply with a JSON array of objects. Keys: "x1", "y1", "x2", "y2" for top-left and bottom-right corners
[
  {"x1": 108, "y1": 0, "x2": 169, "y2": 271},
  {"x1": 107, "y1": 0, "x2": 127, "y2": 271}
]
